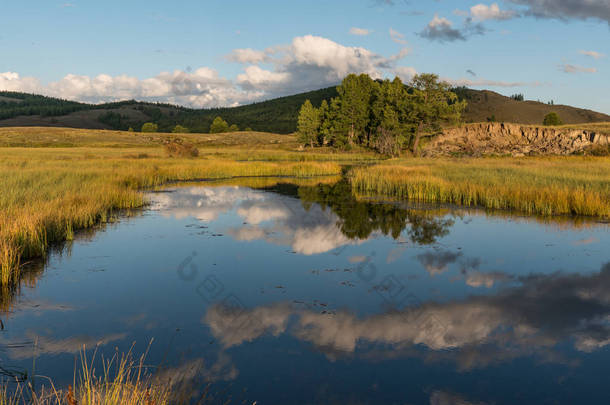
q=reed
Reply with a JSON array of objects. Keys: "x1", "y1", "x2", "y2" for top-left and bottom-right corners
[
  {"x1": 1, "y1": 348, "x2": 170, "y2": 405},
  {"x1": 349, "y1": 157, "x2": 610, "y2": 218},
  {"x1": 0, "y1": 147, "x2": 342, "y2": 284}
]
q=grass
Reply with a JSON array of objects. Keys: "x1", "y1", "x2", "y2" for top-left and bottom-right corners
[
  {"x1": 0, "y1": 146, "x2": 343, "y2": 285},
  {"x1": 1, "y1": 347, "x2": 174, "y2": 405},
  {"x1": 2, "y1": 126, "x2": 609, "y2": 286},
  {"x1": 349, "y1": 157, "x2": 610, "y2": 218}
]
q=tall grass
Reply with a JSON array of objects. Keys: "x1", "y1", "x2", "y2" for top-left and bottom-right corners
[
  {"x1": 1, "y1": 347, "x2": 171, "y2": 405},
  {"x1": 349, "y1": 157, "x2": 610, "y2": 218},
  {"x1": 0, "y1": 147, "x2": 342, "y2": 284}
]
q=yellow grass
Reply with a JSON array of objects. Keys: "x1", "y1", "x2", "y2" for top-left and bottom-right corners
[
  {"x1": 349, "y1": 157, "x2": 610, "y2": 218},
  {"x1": 1, "y1": 347, "x2": 172, "y2": 405},
  {"x1": 2, "y1": 126, "x2": 609, "y2": 286},
  {"x1": 0, "y1": 145, "x2": 343, "y2": 284}
]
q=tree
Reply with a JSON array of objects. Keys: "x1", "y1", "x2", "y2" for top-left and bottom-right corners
[
  {"x1": 336, "y1": 74, "x2": 375, "y2": 145},
  {"x1": 209, "y1": 116, "x2": 229, "y2": 133},
  {"x1": 409, "y1": 74, "x2": 466, "y2": 155},
  {"x1": 141, "y1": 122, "x2": 158, "y2": 133},
  {"x1": 297, "y1": 100, "x2": 320, "y2": 148},
  {"x1": 229, "y1": 124, "x2": 239, "y2": 132},
  {"x1": 172, "y1": 124, "x2": 189, "y2": 133},
  {"x1": 543, "y1": 112, "x2": 563, "y2": 126}
]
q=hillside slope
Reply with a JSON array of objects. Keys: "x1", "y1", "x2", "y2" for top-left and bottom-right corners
[
  {"x1": 456, "y1": 88, "x2": 610, "y2": 125},
  {"x1": 1, "y1": 87, "x2": 608, "y2": 134}
]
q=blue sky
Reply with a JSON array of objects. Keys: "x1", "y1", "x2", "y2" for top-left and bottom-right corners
[{"x1": 1, "y1": 0, "x2": 609, "y2": 112}]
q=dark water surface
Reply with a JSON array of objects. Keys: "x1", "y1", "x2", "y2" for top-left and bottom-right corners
[{"x1": 2, "y1": 179, "x2": 610, "y2": 404}]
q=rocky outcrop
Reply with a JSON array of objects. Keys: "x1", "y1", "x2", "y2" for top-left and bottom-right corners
[{"x1": 423, "y1": 123, "x2": 610, "y2": 157}]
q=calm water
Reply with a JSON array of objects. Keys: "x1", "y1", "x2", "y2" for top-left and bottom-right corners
[{"x1": 1, "y1": 179, "x2": 610, "y2": 404}]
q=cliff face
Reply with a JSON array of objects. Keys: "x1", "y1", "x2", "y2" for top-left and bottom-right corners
[{"x1": 423, "y1": 123, "x2": 610, "y2": 157}]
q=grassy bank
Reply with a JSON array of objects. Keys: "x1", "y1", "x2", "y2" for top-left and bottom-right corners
[
  {"x1": 349, "y1": 157, "x2": 610, "y2": 218},
  {"x1": 2, "y1": 349, "x2": 173, "y2": 405},
  {"x1": 2, "y1": 127, "x2": 610, "y2": 286},
  {"x1": 0, "y1": 146, "x2": 342, "y2": 285}
]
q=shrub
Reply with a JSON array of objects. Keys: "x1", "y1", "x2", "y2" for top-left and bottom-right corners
[
  {"x1": 209, "y1": 116, "x2": 229, "y2": 133},
  {"x1": 543, "y1": 112, "x2": 563, "y2": 126},
  {"x1": 141, "y1": 122, "x2": 158, "y2": 132},
  {"x1": 172, "y1": 124, "x2": 189, "y2": 133},
  {"x1": 585, "y1": 144, "x2": 610, "y2": 156},
  {"x1": 164, "y1": 140, "x2": 199, "y2": 158}
]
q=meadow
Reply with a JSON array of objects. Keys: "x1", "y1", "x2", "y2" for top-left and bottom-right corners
[
  {"x1": 1, "y1": 126, "x2": 610, "y2": 405},
  {"x1": 1, "y1": 126, "x2": 609, "y2": 289}
]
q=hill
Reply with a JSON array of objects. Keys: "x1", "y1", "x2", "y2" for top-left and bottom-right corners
[
  {"x1": 1, "y1": 87, "x2": 608, "y2": 134},
  {"x1": 453, "y1": 88, "x2": 610, "y2": 125}
]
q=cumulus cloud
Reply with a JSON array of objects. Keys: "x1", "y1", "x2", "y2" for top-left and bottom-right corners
[
  {"x1": 506, "y1": 0, "x2": 610, "y2": 24},
  {"x1": 579, "y1": 50, "x2": 605, "y2": 59},
  {"x1": 226, "y1": 48, "x2": 269, "y2": 64},
  {"x1": 419, "y1": 15, "x2": 487, "y2": 42},
  {"x1": 0, "y1": 69, "x2": 262, "y2": 108},
  {"x1": 559, "y1": 64, "x2": 598, "y2": 74},
  {"x1": 349, "y1": 27, "x2": 372, "y2": 36},
  {"x1": 1, "y1": 35, "x2": 413, "y2": 108}
]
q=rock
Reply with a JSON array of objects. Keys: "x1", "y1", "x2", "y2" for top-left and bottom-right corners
[{"x1": 423, "y1": 123, "x2": 610, "y2": 157}]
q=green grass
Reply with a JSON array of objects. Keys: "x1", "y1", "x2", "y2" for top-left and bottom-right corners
[{"x1": 349, "y1": 157, "x2": 610, "y2": 218}]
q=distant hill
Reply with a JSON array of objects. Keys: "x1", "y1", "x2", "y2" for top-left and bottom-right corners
[
  {"x1": 1, "y1": 87, "x2": 608, "y2": 134},
  {"x1": 453, "y1": 88, "x2": 610, "y2": 125}
]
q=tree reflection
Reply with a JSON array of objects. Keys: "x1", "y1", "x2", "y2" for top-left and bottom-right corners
[{"x1": 295, "y1": 180, "x2": 454, "y2": 244}]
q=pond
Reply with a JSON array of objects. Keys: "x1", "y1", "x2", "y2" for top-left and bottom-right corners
[{"x1": 1, "y1": 178, "x2": 609, "y2": 404}]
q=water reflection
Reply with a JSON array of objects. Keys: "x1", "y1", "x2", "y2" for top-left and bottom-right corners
[
  {"x1": 205, "y1": 262, "x2": 610, "y2": 370},
  {"x1": 1, "y1": 178, "x2": 609, "y2": 404},
  {"x1": 150, "y1": 181, "x2": 455, "y2": 255}
]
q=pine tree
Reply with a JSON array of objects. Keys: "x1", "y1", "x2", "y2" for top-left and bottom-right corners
[
  {"x1": 409, "y1": 74, "x2": 465, "y2": 155},
  {"x1": 297, "y1": 100, "x2": 320, "y2": 148},
  {"x1": 336, "y1": 74, "x2": 374, "y2": 145}
]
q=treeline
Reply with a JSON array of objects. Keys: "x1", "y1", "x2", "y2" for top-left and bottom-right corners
[
  {"x1": 0, "y1": 92, "x2": 89, "y2": 120},
  {"x1": 0, "y1": 88, "x2": 337, "y2": 134},
  {"x1": 296, "y1": 73, "x2": 465, "y2": 155}
]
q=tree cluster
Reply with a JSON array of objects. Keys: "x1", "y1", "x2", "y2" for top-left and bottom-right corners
[
  {"x1": 296, "y1": 73, "x2": 465, "y2": 155},
  {"x1": 209, "y1": 116, "x2": 239, "y2": 133}
]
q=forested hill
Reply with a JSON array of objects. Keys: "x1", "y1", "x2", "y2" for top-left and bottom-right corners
[{"x1": 1, "y1": 86, "x2": 608, "y2": 134}]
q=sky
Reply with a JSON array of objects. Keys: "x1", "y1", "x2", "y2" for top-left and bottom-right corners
[{"x1": 0, "y1": 0, "x2": 609, "y2": 113}]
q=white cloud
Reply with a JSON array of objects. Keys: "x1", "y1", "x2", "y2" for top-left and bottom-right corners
[
  {"x1": 559, "y1": 64, "x2": 597, "y2": 74},
  {"x1": 394, "y1": 66, "x2": 417, "y2": 81},
  {"x1": 469, "y1": 3, "x2": 517, "y2": 21},
  {"x1": 349, "y1": 27, "x2": 371, "y2": 36},
  {"x1": 579, "y1": 50, "x2": 605, "y2": 59},
  {"x1": 420, "y1": 15, "x2": 467, "y2": 42},
  {"x1": 1, "y1": 35, "x2": 414, "y2": 108},
  {"x1": 0, "y1": 72, "x2": 42, "y2": 93},
  {"x1": 389, "y1": 28, "x2": 408, "y2": 44},
  {"x1": 226, "y1": 48, "x2": 269, "y2": 64}
]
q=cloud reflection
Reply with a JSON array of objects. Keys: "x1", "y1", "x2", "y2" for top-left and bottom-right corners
[{"x1": 204, "y1": 263, "x2": 610, "y2": 369}]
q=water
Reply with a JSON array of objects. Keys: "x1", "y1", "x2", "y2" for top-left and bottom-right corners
[{"x1": 1, "y1": 179, "x2": 609, "y2": 404}]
